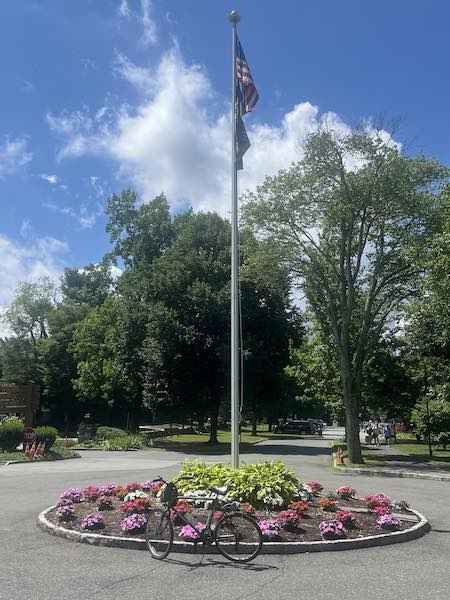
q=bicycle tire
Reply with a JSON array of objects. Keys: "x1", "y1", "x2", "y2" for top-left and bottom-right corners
[
  {"x1": 215, "y1": 512, "x2": 262, "y2": 563},
  {"x1": 145, "y1": 507, "x2": 174, "y2": 560}
]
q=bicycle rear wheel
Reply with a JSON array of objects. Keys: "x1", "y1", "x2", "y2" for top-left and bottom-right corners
[
  {"x1": 145, "y1": 507, "x2": 173, "y2": 560},
  {"x1": 215, "y1": 513, "x2": 262, "y2": 563}
]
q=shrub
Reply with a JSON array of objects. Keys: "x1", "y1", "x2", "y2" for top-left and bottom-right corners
[
  {"x1": 174, "y1": 461, "x2": 234, "y2": 494},
  {"x1": 435, "y1": 432, "x2": 450, "y2": 450},
  {"x1": 54, "y1": 438, "x2": 77, "y2": 448},
  {"x1": 120, "y1": 513, "x2": 147, "y2": 533},
  {"x1": 95, "y1": 426, "x2": 128, "y2": 441},
  {"x1": 96, "y1": 495, "x2": 114, "y2": 511},
  {"x1": 0, "y1": 419, "x2": 24, "y2": 451},
  {"x1": 226, "y1": 461, "x2": 299, "y2": 507},
  {"x1": 82, "y1": 513, "x2": 105, "y2": 531},
  {"x1": 277, "y1": 509, "x2": 302, "y2": 530},
  {"x1": 257, "y1": 518, "x2": 280, "y2": 539},
  {"x1": 101, "y1": 435, "x2": 143, "y2": 450},
  {"x1": 318, "y1": 498, "x2": 338, "y2": 512},
  {"x1": 336, "y1": 486, "x2": 357, "y2": 500},
  {"x1": 174, "y1": 460, "x2": 299, "y2": 507},
  {"x1": 319, "y1": 520, "x2": 346, "y2": 540},
  {"x1": 35, "y1": 426, "x2": 58, "y2": 449},
  {"x1": 60, "y1": 488, "x2": 83, "y2": 503},
  {"x1": 288, "y1": 500, "x2": 310, "y2": 514}
]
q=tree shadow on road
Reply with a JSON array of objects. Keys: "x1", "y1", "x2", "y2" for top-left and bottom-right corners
[{"x1": 150, "y1": 442, "x2": 330, "y2": 457}]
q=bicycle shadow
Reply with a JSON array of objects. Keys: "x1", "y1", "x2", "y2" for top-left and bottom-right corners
[{"x1": 164, "y1": 555, "x2": 279, "y2": 572}]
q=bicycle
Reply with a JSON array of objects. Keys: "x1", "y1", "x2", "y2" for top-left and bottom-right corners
[{"x1": 145, "y1": 476, "x2": 263, "y2": 563}]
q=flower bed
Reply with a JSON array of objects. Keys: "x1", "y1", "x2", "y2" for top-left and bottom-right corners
[{"x1": 46, "y1": 479, "x2": 415, "y2": 544}]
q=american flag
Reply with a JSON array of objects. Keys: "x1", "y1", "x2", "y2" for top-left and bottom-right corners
[{"x1": 236, "y1": 38, "x2": 259, "y2": 114}]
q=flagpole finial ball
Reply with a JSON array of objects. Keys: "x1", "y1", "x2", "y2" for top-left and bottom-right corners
[{"x1": 228, "y1": 11, "x2": 240, "y2": 24}]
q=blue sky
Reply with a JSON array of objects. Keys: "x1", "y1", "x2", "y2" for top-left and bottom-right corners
[{"x1": 1, "y1": 0, "x2": 449, "y2": 315}]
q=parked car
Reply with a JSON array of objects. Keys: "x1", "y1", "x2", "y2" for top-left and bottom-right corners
[{"x1": 274, "y1": 420, "x2": 315, "y2": 434}]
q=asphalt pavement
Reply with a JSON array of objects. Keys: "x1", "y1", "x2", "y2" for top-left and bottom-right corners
[{"x1": 1, "y1": 428, "x2": 449, "y2": 600}]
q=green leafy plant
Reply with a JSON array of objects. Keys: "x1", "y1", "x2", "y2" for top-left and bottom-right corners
[
  {"x1": 101, "y1": 435, "x2": 143, "y2": 450},
  {"x1": 35, "y1": 426, "x2": 58, "y2": 448},
  {"x1": 95, "y1": 426, "x2": 128, "y2": 441},
  {"x1": 173, "y1": 460, "x2": 299, "y2": 507},
  {"x1": 0, "y1": 419, "x2": 24, "y2": 451}
]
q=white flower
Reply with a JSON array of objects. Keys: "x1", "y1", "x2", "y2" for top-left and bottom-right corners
[{"x1": 124, "y1": 490, "x2": 150, "y2": 502}]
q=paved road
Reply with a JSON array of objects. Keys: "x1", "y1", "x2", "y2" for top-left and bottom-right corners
[{"x1": 1, "y1": 432, "x2": 449, "y2": 600}]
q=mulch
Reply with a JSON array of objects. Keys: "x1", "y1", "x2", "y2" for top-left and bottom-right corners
[{"x1": 46, "y1": 496, "x2": 413, "y2": 543}]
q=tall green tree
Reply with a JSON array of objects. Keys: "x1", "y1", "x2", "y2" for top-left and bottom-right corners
[{"x1": 243, "y1": 128, "x2": 448, "y2": 463}]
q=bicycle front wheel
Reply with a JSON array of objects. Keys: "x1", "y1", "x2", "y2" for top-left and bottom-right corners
[
  {"x1": 215, "y1": 513, "x2": 262, "y2": 563},
  {"x1": 145, "y1": 507, "x2": 173, "y2": 560}
]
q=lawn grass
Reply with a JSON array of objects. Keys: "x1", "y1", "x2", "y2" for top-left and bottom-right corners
[
  {"x1": 393, "y1": 436, "x2": 450, "y2": 465},
  {"x1": 331, "y1": 439, "x2": 383, "y2": 468},
  {"x1": 150, "y1": 428, "x2": 269, "y2": 453}
]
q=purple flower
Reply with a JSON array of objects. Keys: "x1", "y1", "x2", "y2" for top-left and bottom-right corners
[
  {"x1": 257, "y1": 518, "x2": 280, "y2": 539},
  {"x1": 98, "y1": 483, "x2": 117, "y2": 496},
  {"x1": 319, "y1": 520, "x2": 346, "y2": 540},
  {"x1": 120, "y1": 513, "x2": 147, "y2": 533},
  {"x1": 60, "y1": 488, "x2": 83, "y2": 503},
  {"x1": 56, "y1": 503, "x2": 75, "y2": 522},
  {"x1": 377, "y1": 514, "x2": 401, "y2": 530},
  {"x1": 81, "y1": 512, "x2": 105, "y2": 531},
  {"x1": 179, "y1": 523, "x2": 206, "y2": 541}
]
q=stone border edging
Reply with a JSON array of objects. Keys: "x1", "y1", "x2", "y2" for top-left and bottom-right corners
[{"x1": 38, "y1": 505, "x2": 430, "y2": 555}]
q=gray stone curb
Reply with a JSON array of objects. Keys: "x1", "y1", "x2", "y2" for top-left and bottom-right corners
[
  {"x1": 4, "y1": 455, "x2": 81, "y2": 466},
  {"x1": 38, "y1": 505, "x2": 430, "y2": 555}
]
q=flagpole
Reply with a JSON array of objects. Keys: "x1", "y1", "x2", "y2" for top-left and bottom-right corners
[{"x1": 229, "y1": 10, "x2": 240, "y2": 468}]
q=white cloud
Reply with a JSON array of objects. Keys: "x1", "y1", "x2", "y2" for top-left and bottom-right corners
[
  {"x1": 118, "y1": 0, "x2": 131, "y2": 18},
  {"x1": 0, "y1": 136, "x2": 32, "y2": 179},
  {"x1": 0, "y1": 235, "x2": 68, "y2": 336},
  {"x1": 43, "y1": 199, "x2": 103, "y2": 229},
  {"x1": 19, "y1": 220, "x2": 32, "y2": 238},
  {"x1": 140, "y1": 0, "x2": 157, "y2": 46},
  {"x1": 39, "y1": 173, "x2": 59, "y2": 184},
  {"x1": 47, "y1": 49, "x2": 396, "y2": 218}
]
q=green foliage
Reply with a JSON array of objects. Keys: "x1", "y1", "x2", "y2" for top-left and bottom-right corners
[
  {"x1": 95, "y1": 426, "x2": 128, "y2": 440},
  {"x1": 173, "y1": 461, "x2": 234, "y2": 493},
  {"x1": 54, "y1": 438, "x2": 77, "y2": 448},
  {"x1": 435, "y1": 432, "x2": 450, "y2": 450},
  {"x1": 226, "y1": 461, "x2": 299, "y2": 506},
  {"x1": 35, "y1": 426, "x2": 58, "y2": 448},
  {"x1": 412, "y1": 399, "x2": 450, "y2": 440},
  {"x1": 0, "y1": 419, "x2": 24, "y2": 451},
  {"x1": 173, "y1": 460, "x2": 299, "y2": 507},
  {"x1": 100, "y1": 435, "x2": 143, "y2": 450}
]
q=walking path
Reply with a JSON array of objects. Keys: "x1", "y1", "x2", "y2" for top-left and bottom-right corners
[{"x1": 1, "y1": 431, "x2": 450, "y2": 600}]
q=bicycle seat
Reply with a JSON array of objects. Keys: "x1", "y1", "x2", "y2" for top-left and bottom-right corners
[{"x1": 210, "y1": 486, "x2": 228, "y2": 495}]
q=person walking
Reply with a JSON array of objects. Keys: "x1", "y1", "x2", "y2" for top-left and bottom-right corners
[
  {"x1": 372, "y1": 423, "x2": 380, "y2": 447},
  {"x1": 384, "y1": 425, "x2": 393, "y2": 447}
]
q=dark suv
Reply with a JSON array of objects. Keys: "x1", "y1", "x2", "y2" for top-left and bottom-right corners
[{"x1": 274, "y1": 420, "x2": 314, "y2": 434}]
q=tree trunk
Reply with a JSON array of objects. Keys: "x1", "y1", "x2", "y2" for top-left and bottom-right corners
[
  {"x1": 208, "y1": 400, "x2": 219, "y2": 444},
  {"x1": 252, "y1": 412, "x2": 257, "y2": 436},
  {"x1": 341, "y1": 361, "x2": 363, "y2": 464},
  {"x1": 268, "y1": 417, "x2": 273, "y2": 432}
]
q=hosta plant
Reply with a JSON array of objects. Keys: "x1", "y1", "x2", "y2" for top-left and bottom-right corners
[{"x1": 319, "y1": 520, "x2": 346, "y2": 540}]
